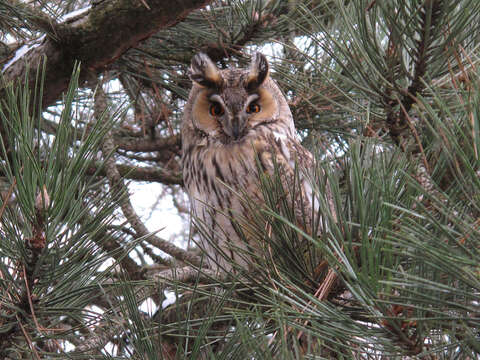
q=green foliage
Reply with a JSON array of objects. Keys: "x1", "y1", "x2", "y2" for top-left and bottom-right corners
[
  {"x1": 154, "y1": 0, "x2": 480, "y2": 358},
  {"x1": 0, "y1": 0, "x2": 479, "y2": 358},
  {"x1": 0, "y1": 64, "x2": 126, "y2": 358}
]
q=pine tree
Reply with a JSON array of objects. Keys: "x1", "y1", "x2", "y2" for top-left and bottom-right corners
[{"x1": 0, "y1": 0, "x2": 478, "y2": 358}]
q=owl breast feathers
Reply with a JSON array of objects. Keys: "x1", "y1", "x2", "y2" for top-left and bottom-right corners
[{"x1": 182, "y1": 52, "x2": 325, "y2": 273}]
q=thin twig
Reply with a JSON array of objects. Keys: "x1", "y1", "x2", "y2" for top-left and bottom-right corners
[
  {"x1": 93, "y1": 79, "x2": 202, "y2": 267},
  {"x1": 17, "y1": 316, "x2": 41, "y2": 360}
]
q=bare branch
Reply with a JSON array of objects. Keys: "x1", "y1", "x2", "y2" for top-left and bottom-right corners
[
  {"x1": 81, "y1": 212, "x2": 145, "y2": 280},
  {"x1": 116, "y1": 133, "x2": 181, "y2": 152},
  {"x1": 87, "y1": 162, "x2": 183, "y2": 185},
  {"x1": 94, "y1": 80, "x2": 201, "y2": 267},
  {"x1": 154, "y1": 265, "x2": 217, "y2": 284}
]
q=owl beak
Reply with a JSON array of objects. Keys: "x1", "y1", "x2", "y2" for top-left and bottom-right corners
[
  {"x1": 231, "y1": 119, "x2": 242, "y2": 140},
  {"x1": 228, "y1": 115, "x2": 246, "y2": 140}
]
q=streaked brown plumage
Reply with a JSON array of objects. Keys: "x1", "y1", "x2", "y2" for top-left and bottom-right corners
[{"x1": 182, "y1": 53, "x2": 321, "y2": 273}]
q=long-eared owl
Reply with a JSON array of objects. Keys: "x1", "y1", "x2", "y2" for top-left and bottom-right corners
[{"x1": 182, "y1": 53, "x2": 324, "y2": 273}]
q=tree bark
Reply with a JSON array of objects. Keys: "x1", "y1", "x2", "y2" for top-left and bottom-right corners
[{"x1": 1, "y1": 0, "x2": 212, "y2": 108}]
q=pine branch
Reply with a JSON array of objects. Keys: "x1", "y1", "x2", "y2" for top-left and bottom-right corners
[
  {"x1": 7, "y1": 0, "x2": 62, "y2": 37},
  {"x1": 87, "y1": 161, "x2": 183, "y2": 185},
  {"x1": 81, "y1": 212, "x2": 145, "y2": 280},
  {"x1": 386, "y1": 0, "x2": 444, "y2": 146},
  {"x1": 74, "y1": 317, "x2": 124, "y2": 355},
  {"x1": 154, "y1": 265, "x2": 218, "y2": 284},
  {"x1": 40, "y1": 117, "x2": 182, "y2": 175},
  {"x1": 201, "y1": 8, "x2": 280, "y2": 62},
  {"x1": 1, "y1": 0, "x2": 214, "y2": 108},
  {"x1": 115, "y1": 133, "x2": 181, "y2": 152}
]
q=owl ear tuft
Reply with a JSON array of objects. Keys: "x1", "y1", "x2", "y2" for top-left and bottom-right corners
[
  {"x1": 246, "y1": 52, "x2": 269, "y2": 91},
  {"x1": 189, "y1": 53, "x2": 223, "y2": 89}
]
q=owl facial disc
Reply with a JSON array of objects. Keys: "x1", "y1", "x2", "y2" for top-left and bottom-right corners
[{"x1": 188, "y1": 52, "x2": 284, "y2": 143}]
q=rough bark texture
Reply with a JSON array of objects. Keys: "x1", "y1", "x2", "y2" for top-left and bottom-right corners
[{"x1": 1, "y1": 0, "x2": 212, "y2": 108}]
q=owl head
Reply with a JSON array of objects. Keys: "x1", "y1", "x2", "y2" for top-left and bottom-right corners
[{"x1": 182, "y1": 52, "x2": 295, "y2": 145}]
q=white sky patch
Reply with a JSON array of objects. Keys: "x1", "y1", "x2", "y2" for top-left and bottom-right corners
[
  {"x1": 129, "y1": 182, "x2": 185, "y2": 246},
  {"x1": 87, "y1": 305, "x2": 105, "y2": 318},
  {"x1": 97, "y1": 257, "x2": 115, "y2": 272},
  {"x1": 102, "y1": 342, "x2": 117, "y2": 357},
  {"x1": 139, "y1": 297, "x2": 156, "y2": 315},
  {"x1": 162, "y1": 290, "x2": 180, "y2": 309},
  {"x1": 62, "y1": 340, "x2": 75, "y2": 352}
]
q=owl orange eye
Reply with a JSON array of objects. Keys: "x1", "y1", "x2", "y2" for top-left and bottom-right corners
[
  {"x1": 209, "y1": 102, "x2": 224, "y2": 116},
  {"x1": 247, "y1": 102, "x2": 261, "y2": 114}
]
